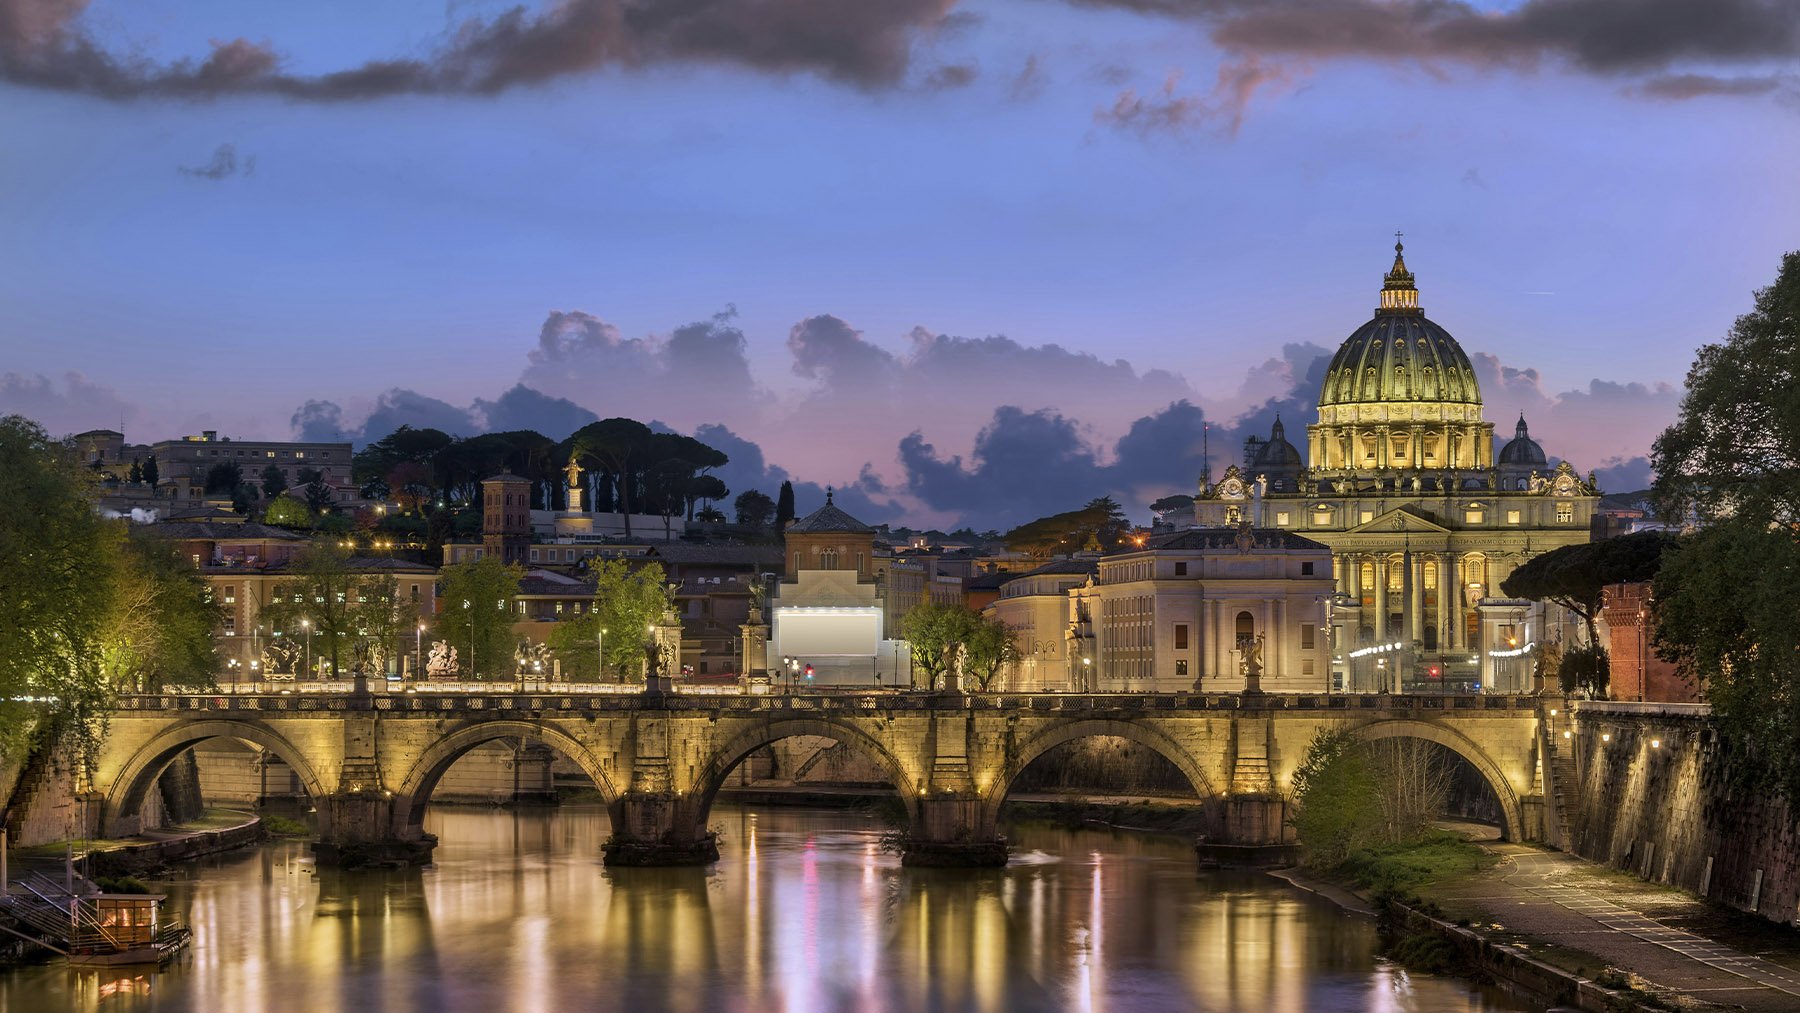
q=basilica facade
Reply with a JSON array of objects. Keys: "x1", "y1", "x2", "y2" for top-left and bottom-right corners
[{"x1": 1193, "y1": 242, "x2": 1598, "y2": 692}]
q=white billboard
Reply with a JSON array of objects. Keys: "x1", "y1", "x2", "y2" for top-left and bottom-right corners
[{"x1": 774, "y1": 607, "x2": 883, "y2": 658}]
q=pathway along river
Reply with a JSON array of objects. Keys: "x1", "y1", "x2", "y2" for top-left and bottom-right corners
[{"x1": 1, "y1": 805, "x2": 1530, "y2": 1012}]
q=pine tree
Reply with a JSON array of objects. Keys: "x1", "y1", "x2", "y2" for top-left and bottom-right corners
[{"x1": 775, "y1": 480, "x2": 796, "y2": 529}]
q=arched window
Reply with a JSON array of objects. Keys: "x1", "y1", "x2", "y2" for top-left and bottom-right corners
[{"x1": 1235, "y1": 610, "x2": 1255, "y2": 650}]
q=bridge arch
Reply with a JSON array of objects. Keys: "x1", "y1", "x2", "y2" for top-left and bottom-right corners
[
  {"x1": 982, "y1": 718, "x2": 1217, "y2": 826},
  {"x1": 393, "y1": 720, "x2": 619, "y2": 833},
  {"x1": 691, "y1": 718, "x2": 920, "y2": 829},
  {"x1": 105, "y1": 719, "x2": 329, "y2": 833},
  {"x1": 1351, "y1": 718, "x2": 1524, "y2": 842}
]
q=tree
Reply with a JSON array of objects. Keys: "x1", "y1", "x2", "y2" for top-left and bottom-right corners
[
  {"x1": 1650, "y1": 252, "x2": 1800, "y2": 804},
  {"x1": 434, "y1": 555, "x2": 525, "y2": 679},
  {"x1": 775, "y1": 480, "x2": 796, "y2": 530},
  {"x1": 260, "y1": 464, "x2": 288, "y2": 499},
  {"x1": 688, "y1": 474, "x2": 729, "y2": 519},
  {"x1": 387, "y1": 461, "x2": 435, "y2": 513},
  {"x1": 735, "y1": 490, "x2": 775, "y2": 527},
  {"x1": 127, "y1": 458, "x2": 142, "y2": 484},
  {"x1": 100, "y1": 532, "x2": 223, "y2": 693},
  {"x1": 1084, "y1": 496, "x2": 1131, "y2": 548},
  {"x1": 1652, "y1": 251, "x2": 1800, "y2": 526},
  {"x1": 258, "y1": 544, "x2": 371, "y2": 681},
  {"x1": 230, "y1": 482, "x2": 259, "y2": 516},
  {"x1": 962, "y1": 615, "x2": 1021, "y2": 691},
  {"x1": 1289, "y1": 728, "x2": 1379, "y2": 868},
  {"x1": 571, "y1": 418, "x2": 653, "y2": 537},
  {"x1": 901, "y1": 603, "x2": 981, "y2": 690},
  {"x1": 142, "y1": 453, "x2": 159, "y2": 486},
  {"x1": 1499, "y1": 531, "x2": 1675, "y2": 652},
  {"x1": 548, "y1": 559, "x2": 669, "y2": 681},
  {"x1": 1149, "y1": 493, "x2": 1194, "y2": 516},
  {"x1": 696, "y1": 506, "x2": 727, "y2": 523},
  {"x1": 204, "y1": 461, "x2": 243, "y2": 495},
  {"x1": 0, "y1": 415, "x2": 116, "y2": 762},
  {"x1": 296, "y1": 467, "x2": 335, "y2": 514},
  {"x1": 1003, "y1": 501, "x2": 1126, "y2": 557},
  {"x1": 353, "y1": 425, "x2": 454, "y2": 493}
]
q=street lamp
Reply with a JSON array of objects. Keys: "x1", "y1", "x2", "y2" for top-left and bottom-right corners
[
  {"x1": 462, "y1": 599, "x2": 474, "y2": 680},
  {"x1": 598, "y1": 627, "x2": 608, "y2": 683},
  {"x1": 300, "y1": 619, "x2": 312, "y2": 681},
  {"x1": 228, "y1": 657, "x2": 239, "y2": 692},
  {"x1": 416, "y1": 624, "x2": 426, "y2": 682},
  {"x1": 1082, "y1": 655, "x2": 1092, "y2": 692}
]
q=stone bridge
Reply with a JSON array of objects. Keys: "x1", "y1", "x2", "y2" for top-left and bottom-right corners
[{"x1": 82, "y1": 689, "x2": 1554, "y2": 867}]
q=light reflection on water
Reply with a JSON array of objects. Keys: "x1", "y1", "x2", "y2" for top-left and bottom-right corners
[{"x1": 0, "y1": 805, "x2": 1527, "y2": 1012}]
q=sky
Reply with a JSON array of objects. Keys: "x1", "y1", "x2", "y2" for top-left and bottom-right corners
[{"x1": 2, "y1": 0, "x2": 1797, "y2": 529}]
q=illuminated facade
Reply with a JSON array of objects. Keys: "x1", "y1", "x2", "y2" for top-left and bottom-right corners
[{"x1": 1194, "y1": 242, "x2": 1598, "y2": 691}]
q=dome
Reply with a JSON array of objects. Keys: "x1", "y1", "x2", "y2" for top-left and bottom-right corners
[
  {"x1": 1498, "y1": 415, "x2": 1547, "y2": 466},
  {"x1": 1316, "y1": 241, "x2": 1482, "y2": 409},
  {"x1": 1251, "y1": 417, "x2": 1303, "y2": 469}
]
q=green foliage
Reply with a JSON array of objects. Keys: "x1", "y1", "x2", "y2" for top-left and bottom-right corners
[
  {"x1": 204, "y1": 461, "x2": 242, "y2": 494},
  {"x1": 434, "y1": 555, "x2": 525, "y2": 679},
  {"x1": 260, "y1": 544, "x2": 411, "y2": 681},
  {"x1": 1148, "y1": 493, "x2": 1194, "y2": 516},
  {"x1": 261, "y1": 815, "x2": 311, "y2": 838},
  {"x1": 141, "y1": 453, "x2": 158, "y2": 486},
  {"x1": 1003, "y1": 498, "x2": 1131, "y2": 557},
  {"x1": 900, "y1": 603, "x2": 990, "y2": 690},
  {"x1": 962, "y1": 614, "x2": 1021, "y2": 691},
  {"x1": 733, "y1": 488, "x2": 775, "y2": 527},
  {"x1": 1334, "y1": 833, "x2": 1493, "y2": 901},
  {"x1": 1558, "y1": 643, "x2": 1610, "y2": 697},
  {"x1": 1654, "y1": 523, "x2": 1800, "y2": 802},
  {"x1": 1652, "y1": 251, "x2": 1800, "y2": 526},
  {"x1": 548, "y1": 559, "x2": 668, "y2": 680},
  {"x1": 1289, "y1": 728, "x2": 1379, "y2": 868},
  {"x1": 353, "y1": 425, "x2": 454, "y2": 491},
  {"x1": 775, "y1": 480, "x2": 795, "y2": 530},
  {"x1": 1649, "y1": 252, "x2": 1800, "y2": 804},
  {"x1": 0, "y1": 415, "x2": 116, "y2": 763},
  {"x1": 263, "y1": 494, "x2": 313, "y2": 529},
  {"x1": 101, "y1": 531, "x2": 222, "y2": 692},
  {"x1": 295, "y1": 467, "x2": 334, "y2": 513},
  {"x1": 259, "y1": 463, "x2": 287, "y2": 499},
  {"x1": 1499, "y1": 531, "x2": 1674, "y2": 648},
  {"x1": 570, "y1": 418, "x2": 654, "y2": 536}
]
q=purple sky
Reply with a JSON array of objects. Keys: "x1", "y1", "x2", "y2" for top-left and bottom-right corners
[{"x1": 2, "y1": 1, "x2": 1797, "y2": 528}]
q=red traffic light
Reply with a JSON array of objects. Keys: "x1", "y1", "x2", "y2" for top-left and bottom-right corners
[
  {"x1": 804, "y1": 664, "x2": 815, "y2": 678},
  {"x1": 1427, "y1": 665, "x2": 1441, "y2": 678}
]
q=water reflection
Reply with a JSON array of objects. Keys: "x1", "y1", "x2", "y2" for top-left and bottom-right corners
[{"x1": 0, "y1": 806, "x2": 1526, "y2": 1012}]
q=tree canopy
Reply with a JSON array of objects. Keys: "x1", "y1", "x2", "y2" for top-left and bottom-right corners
[
  {"x1": 1499, "y1": 531, "x2": 1675, "y2": 649},
  {"x1": 1649, "y1": 252, "x2": 1800, "y2": 803},
  {"x1": 1003, "y1": 498, "x2": 1131, "y2": 558},
  {"x1": 548, "y1": 559, "x2": 669, "y2": 681},
  {"x1": 433, "y1": 555, "x2": 525, "y2": 679}
]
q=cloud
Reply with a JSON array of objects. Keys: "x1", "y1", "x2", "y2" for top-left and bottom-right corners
[
  {"x1": 1630, "y1": 72, "x2": 1789, "y2": 99},
  {"x1": 1096, "y1": 58, "x2": 1290, "y2": 137},
  {"x1": 179, "y1": 143, "x2": 253, "y2": 180},
  {"x1": 0, "y1": 0, "x2": 960, "y2": 100},
  {"x1": 898, "y1": 400, "x2": 1213, "y2": 527},
  {"x1": 520, "y1": 307, "x2": 763, "y2": 433},
  {"x1": 1010, "y1": 54, "x2": 1045, "y2": 100},
  {"x1": 686, "y1": 422, "x2": 906, "y2": 527},
  {"x1": 471, "y1": 383, "x2": 599, "y2": 437},
  {"x1": 0, "y1": 370, "x2": 137, "y2": 437},
  {"x1": 1470, "y1": 354, "x2": 1681, "y2": 477},
  {"x1": 1461, "y1": 167, "x2": 1488, "y2": 188},
  {"x1": 922, "y1": 63, "x2": 978, "y2": 90}
]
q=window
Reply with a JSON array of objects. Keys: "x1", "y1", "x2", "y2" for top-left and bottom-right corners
[
  {"x1": 1302, "y1": 659, "x2": 1315, "y2": 675},
  {"x1": 1275, "y1": 511, "x2": 1290, "y2": 526},
  {"x1": 295, "y1": 451, "x2": 306, "y2": 459},
  {"x1": 410, "y1": 584, "x2": 420, "y2": 601},
  {"x1": 1235, "y1": 610, "x2": 1256, "y2": 650},
  {"x1": 1359, "y1": 509, "x2": 1374, "y2": 525},
  {"x1": 1174, "y1": 624, "x2": 1189, "y2": 650},
  {"x1": 1300, "y1": 623, "x2": 1315, "y2": 649},
  {"x1": 1301, "y1": 562, "x2": 1314, "y2": 576},
  {"x1": 222, "y1": 585, "x2": 235, "y2": 604},
  {"x1": 266, "y1": 450, "x2": 275, "y2": 458},
  {"x1": 530, "y1": 549, "x2": 540, "y2": 562},
  {"x1": 1174, "y1": 562, "x2": 1188, "y2": 576},
  {"x1": 1175, "y1": 660, "x2": 1189, "y2": 677},
  {"x1": 1556, "y1": 503, "x2": 1574, "y2": 523},
  {"x1": 555, "y1": 602, "x2": 564, "y2": 614},
  {"x1": 565, "y1": 550, "x2": 575, "y2": 562},
  {"x1": 1506, "y1": 509, "x2": 1521, "y2": 525},
  {"x1": 1464, "y1": 509, "x2": 1484, "y2": 524},
  {"x1": 191, "y1": 554, "x2": 201, "y2": 566}
]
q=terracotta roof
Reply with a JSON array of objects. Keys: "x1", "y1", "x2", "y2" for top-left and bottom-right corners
[
  {"x1": 149, "y1": 521, "x2": 308, "y2": 542},
  {"x1": 786, "y1": 489, "x2": 873, "y2": 534}
]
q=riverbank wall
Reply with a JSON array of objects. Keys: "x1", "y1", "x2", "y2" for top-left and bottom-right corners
[
  {"x1": 1568, "y1": 702, "x2": 1800, "y2": 925},
  {"x1": 83, "y1": 816, "x2": 268, "y2": 878}
]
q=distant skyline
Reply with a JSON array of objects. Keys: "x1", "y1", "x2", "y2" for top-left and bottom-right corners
[{"x1": 4, "y1": 1, "x2": 1796, "y2": 527}]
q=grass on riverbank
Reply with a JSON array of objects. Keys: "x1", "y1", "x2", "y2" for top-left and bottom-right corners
[{"x1": 1327, "y1": 831, "x2": 1496, "y2": 906}]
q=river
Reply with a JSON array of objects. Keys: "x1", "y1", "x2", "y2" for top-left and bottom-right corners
[{"x1": 1, "y1": 804, "x2": 1529, "y2": 1012}]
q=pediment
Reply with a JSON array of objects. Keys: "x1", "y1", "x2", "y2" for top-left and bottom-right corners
[{"x1": 1346, "y1": 507, "x2": 1452, "y2": 535}]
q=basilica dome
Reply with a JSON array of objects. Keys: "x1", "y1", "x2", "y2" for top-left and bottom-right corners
[{"x1": 1316, "y1": 241, "x2": 1482, "y2": 409}]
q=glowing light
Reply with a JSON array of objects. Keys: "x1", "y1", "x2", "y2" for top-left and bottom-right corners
[
  {"x1": 1651, "y1": 739, "x2": 1661, "y2": 749},
  {"x1": 1602, "y1": 733, "x2": 1611, "y2": 743}
]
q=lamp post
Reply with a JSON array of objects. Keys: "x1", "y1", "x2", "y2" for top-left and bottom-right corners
[
  {"x1": 598, "y1": 627, "x2": 607, "y2": 683},
  {"x1": 462, "y1": 599, "x2": 474, "y2": 681},
  {"x1": 228, "y1": 657, "x2": 239, "y2": 692},
  {"x1": 416, "y1": 624, "x2": 425, "y2": 682},
  {"x1": 301, "y1": 619, "x2": 312, "y2": 682},
  {"x1": 249, "y1": 659, "x2": 259, "y2": 691},
  {"x1": 1082, "y1": 655, "x2": 1092, "y2": 693}
]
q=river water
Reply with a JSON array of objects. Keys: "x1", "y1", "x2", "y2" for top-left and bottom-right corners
[{"x1": 1, "y1": 805, "x2": 1528, "y2": 1012}]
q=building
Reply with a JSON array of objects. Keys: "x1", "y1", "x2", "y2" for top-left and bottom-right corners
[
  {"x1": 145, "y1": 431, "x2": 355, "y2": 505},
  {"x1": 1599, "y1": 581, "x2": 1698, "y2": 703},
  {"x1": 987, "y1": 558, "x2": 1098, "y2": 691},
  {"x1": 758, "y1": 492, "x2": 909, "y2": 687},
  {"x1": 481, "y1": 471, "x2": 533, "y2": 565},
  {"x1": 1194, "y1": 242, "x2": 1598, "y2": 691}
]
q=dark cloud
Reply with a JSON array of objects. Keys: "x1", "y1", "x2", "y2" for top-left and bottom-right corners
[
  {"x1": 1593, "y1": 456, "x2": 1653, "y2": 492},
  {"x1": 0, "y1": 370, "x2": 137, "y2": 437},
  {"x1": 1071, "y1": 0, "x2": 1800, "y2": 97},
  {"x1": 471, "y1": 384, "x2": 599, "y2": 438},
  {"x1": 179, "y1": 143, "x2": 253, "y2": 180},
  {"x1": 922, "y1": 62, "x2": 978, "y2": 90},
  {"x1": 520, "y1": 307, "x2": 763, "y2": 433},
  {"x1": 685, "y1": 422, "x2": 905, "y2": 526},
  {"x1": 0, "y1": 0, "x2": 959, "y2": 100},
  {"x1": 898, "y1": 400, "x2": 1212, "y2": 527},
  {"x1": 1469, "y1": 353, "x2": 1681, "y2": 473},
  {"x1": 290, "y1": 399, "x2": 348, "y2": 442},
  {"x1": 1630, "y1": 72, "x2": 1788, "y2": 99}
]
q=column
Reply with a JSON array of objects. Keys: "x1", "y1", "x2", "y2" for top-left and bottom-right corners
[
  {"x1": 1408, "y1": 553, "x2": 1424, "y2": 647},
  {"x1": 1435, "y1": 554, "x2": 1452, "y2": 654},
  {"x1": 1267, "y1": 598, "x2": 1281, "y2": 678},
  {"x1": 1372, "y1": 560, "x2": 1388, "y2": 643}
]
